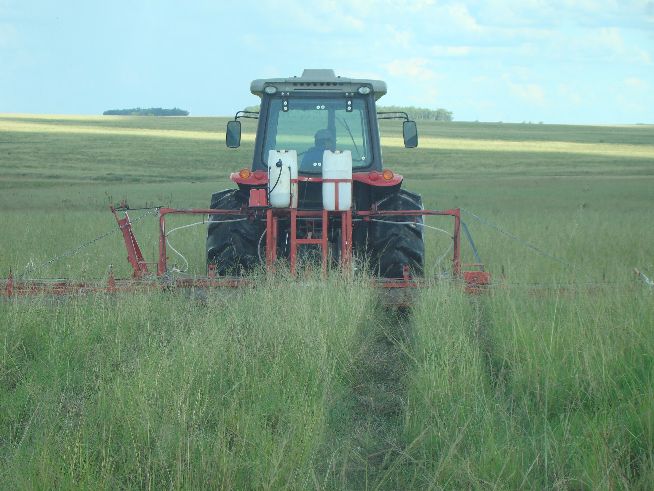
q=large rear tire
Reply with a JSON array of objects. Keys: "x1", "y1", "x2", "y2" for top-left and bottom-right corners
[
  {"x1": 206, "y1": 189, "x2": 262, "y2": 275},
  {"x1": 368, "y1": 189, "x2": 425, "y2": 278}
]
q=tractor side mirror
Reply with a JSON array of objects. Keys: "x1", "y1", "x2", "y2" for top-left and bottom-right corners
[
  {"x1": 403, "y1": 120, "x2": 418, "y2": 148},
  {"x1": 226, "y1": 120, "x2": 241, "y2": 148}
]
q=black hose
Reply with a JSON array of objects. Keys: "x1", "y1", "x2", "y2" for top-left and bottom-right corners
[{"x1": 267, "y1": 159, "x2": 284, "y2": 199}]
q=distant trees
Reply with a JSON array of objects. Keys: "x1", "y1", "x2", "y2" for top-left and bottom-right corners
[
  {"x1": 379, "y1": 106, "x2": 453, "y2": 122},
  {"x1": 103, "y1": 107, "x2": 189, "y2": 116}
]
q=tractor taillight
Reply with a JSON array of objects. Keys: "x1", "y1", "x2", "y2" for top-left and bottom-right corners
[
  {"x1": 382, "y1": 169, "x2": 394, "y2": 180},
  {"x1": 253, "y1": 170, "x2": 266, "y2": 180},
  {"x1": 368, "y1": 171, "x2": 379, "y2": 181},
  {"x1": 239, "y1": 169, "x2": 251, "y2": 179}
]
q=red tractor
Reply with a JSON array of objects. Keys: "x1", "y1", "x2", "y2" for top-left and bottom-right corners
[
  {"x1": 207, "y1": 69, "x2": 426, "y2": 279},
  {"x1": 3, "y1": 70, "x2": 489, "y2": 299}
]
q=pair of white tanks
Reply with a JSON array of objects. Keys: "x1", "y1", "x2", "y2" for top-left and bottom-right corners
[{"x1": 267, "y1": 149, "x2": 352, "y2": 211}]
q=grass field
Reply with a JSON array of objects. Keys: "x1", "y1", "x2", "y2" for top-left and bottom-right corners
[{"x1": 1, "y1": 114, "x2": 653, "y2": 488}]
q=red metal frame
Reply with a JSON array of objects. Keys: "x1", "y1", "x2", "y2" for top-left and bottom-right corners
[
  {"x1": 264, "y1": 208, "x2": 353, "y2": 276},
  {"x1": 111, "y1": 207, "x2": 149, "y2": 277},
  {"x1": 155, "y1": 207, "x2": 245, "y2": 276},
  {"x1": 356, "y1": 207, "x2": 463, "y2": 278},
  {"x1": 2, "y1": 275, "x2": 250, "y2": 297},
  {"x1": 2, "y1": 182, "x2": 490, "y2": 297},
  {"x1": 145, "y1": 204, "x2": 476, "y2": 286}
]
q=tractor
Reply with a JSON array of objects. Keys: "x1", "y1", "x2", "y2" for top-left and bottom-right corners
[
  {"x1": 207, "y1": 69, "x2": 425, "y2": 279},
  {"x1": 3, "y1": 70, "x2": 490, "y2": 299}
]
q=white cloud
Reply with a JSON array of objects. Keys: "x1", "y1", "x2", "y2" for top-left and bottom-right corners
[
  {"x1": 264, "y1": 0, "x2": 365, "y2": 32},
  {"x1": 595, "y1": 27, "x2": 624, "y2": 51},
  {"x1": 412, "y1": 86, "x2": 440, "y2": 107},
  {"x1": 341, "y1": 15, "x2": 365, "y2": 31},
  {"x1": 240, "y1": 34, "x2": 261, "y2": 50},
  {"x1": 635, "y1": 49, "x2": 652, "y2": 64},
  {"x1": 474, "y1": 0, "x2": 653, "y2": 28},
  {"x1": 352, "y1": 0, "x2": 435, "y2": 14},
  {"x1": 504, "y1": 75, "x2": 546, "y2": 106},
  {"x1": 586, "y1": 27, "x2": 652, "y2": 63},
  {"x1": 0, "y1": 22, "x2": 17, "y2": 49},
  {"x1": 430, "y1": 45, "x2": 472, "y2": 57},
  {"x1": 446, "y1": 3, "x2": 483, "y2": 32},
  {"x1": 401, "y1": 0, "x2": 436, "y2": 12},
  {"x1": 0, "y1": 0, "x2": 13, "y2": 16},
  {"x1": 624, "y1": 77, "x2": 648, "y2": 90},
  {"x1": 516, "y1": 26, "x2": 653, "y2": 65},
  {"x1": 384, "y1": 58, "x2": 438, "y2": 81},
  {"x1": 558, "y1": 84, "x2": 583, "y2": 106},
  {"x1": 386, "y1": 25, "x2": 413, "y2": 49},
  {"x1": 344, "y1": 70, "x2": 386, "y2": 80}
]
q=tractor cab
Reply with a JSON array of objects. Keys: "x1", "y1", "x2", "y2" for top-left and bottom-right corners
[
  {"x1": 261, "y1": 96, "x2": 372, "y2": 174},
  {"x1": 226, "y1": 69, "x2": 417, "y2": 177}
]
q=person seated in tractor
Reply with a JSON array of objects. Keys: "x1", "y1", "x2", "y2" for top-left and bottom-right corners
[{"x1": 300, "y1": 129, "x2": 335, "y2": 171}]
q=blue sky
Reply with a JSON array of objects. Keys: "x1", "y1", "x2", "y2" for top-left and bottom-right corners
[{"x1": 1, "y1": 0, "x2": 652, "y2": 123}]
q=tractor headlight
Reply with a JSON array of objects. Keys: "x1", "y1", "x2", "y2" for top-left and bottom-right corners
[
  {"x1": 358, "y1": 86, "x2": 371, "y2": 95},
  {"x1": 264, "y1": 85, "x2": 278, "y2": 94}
]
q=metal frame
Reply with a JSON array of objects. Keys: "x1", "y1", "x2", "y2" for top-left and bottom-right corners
[
  {"x1": 2, "y1": 179, "x2": 491, "y2": 297},
  {"x1": 119, "y1": 195, "x2": 486, "y2": 290}
]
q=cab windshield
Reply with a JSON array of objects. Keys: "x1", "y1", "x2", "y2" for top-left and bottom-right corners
[{"x1": 263, "y1": 97, "x2": 372, "y2": 173}]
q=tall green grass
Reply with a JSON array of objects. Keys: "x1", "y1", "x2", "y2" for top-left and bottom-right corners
[
  {"x1": 402, "y1": 286, "x2": 654, "y2": 489},
  {"x1": 1, "y1": 274, "x2": 377, "y2": 489}
]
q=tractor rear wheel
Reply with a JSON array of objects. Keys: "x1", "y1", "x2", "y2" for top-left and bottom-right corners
[
  {"x1": 206, "y1": 189, "x2": 262, "y2": 275},
  {"x1": 368, "y1": 189, "x2": 425, "y2": 278}
]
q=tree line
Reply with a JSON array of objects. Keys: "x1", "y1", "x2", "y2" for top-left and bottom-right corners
[
  {"x1": 378, "y1": 105, "x2": 453, "y2": 122},
  {"x1": 103, "y1": 107, "x2": 189, "y2": 116}
]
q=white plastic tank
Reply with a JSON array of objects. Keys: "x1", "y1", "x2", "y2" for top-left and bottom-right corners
[
  {"x1": 267, "y1": 150, "x2": 298, "y2": 208},
  {"x1": 322, "y1": 150, "x2": 352, "y2": 211}
]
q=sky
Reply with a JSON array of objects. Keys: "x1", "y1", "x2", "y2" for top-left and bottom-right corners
[{"x1": 1, "y1": 0, "x2": 652, "y2": 124}]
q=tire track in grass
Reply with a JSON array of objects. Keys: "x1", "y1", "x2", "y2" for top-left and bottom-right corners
[
  {"x1": 468, "y1": 297, "x2": 512, "y2": 396},
  {"x1": 317, "y1": 305, "x2": 414, "y2": 489}
]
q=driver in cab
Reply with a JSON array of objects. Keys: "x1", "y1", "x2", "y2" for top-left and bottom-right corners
[{"x1": 301, "y1": 129, "x2": 335, "y2": 172}]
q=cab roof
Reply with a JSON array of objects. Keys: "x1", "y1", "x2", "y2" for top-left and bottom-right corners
[{"x1": 250, "y1": 69, "x2": 387, "y2": 100}]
